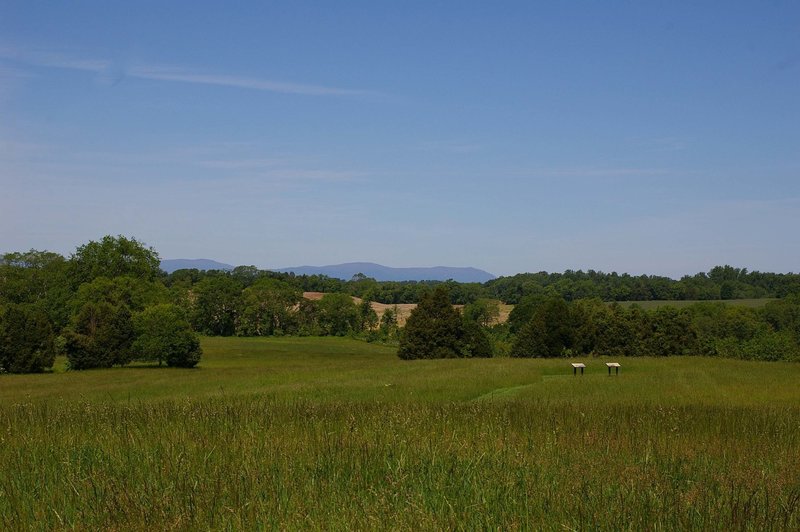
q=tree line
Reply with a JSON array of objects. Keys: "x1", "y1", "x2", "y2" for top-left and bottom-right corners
[
  {"x1": 396, "y1": 289, "x2": 800, "y2": 362},
  {"x1": 485, "y1": 267, "x2": 800, "y2": 304},
  {"x1": 167, "y1": 267, "x2": 487, "y2": 306},
  {"x1": 164, "y1": 264, "x2": 800, "y2": 306},
  {"x1": 165, "y1": 271, "x2": 398, "y2": 339},
  {"x1": 506, "y1": 296, "x2": 800, "y2": 361},
  {"x1": 3, "y1": 235, "x2": 800, "y2": 372},
  {"x1": 0, "y1": 237, "x2": 200, "y2": 373},
  {"x1": 0, "y1": 236, "x2": 401, "y2": 373}
]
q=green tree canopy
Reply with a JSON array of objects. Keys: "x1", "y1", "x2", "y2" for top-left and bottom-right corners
[
  {"x1": 357, "y1": 297, "x2": 379, "y2": 332},
  {"x1": 461, "y1": 319, "x2": 493, "y2": 358},
  {"x1": 317, "y1": 293, "x2": 359, "y2": 336},
  {"x1": 71, "y1": 276, "x2": 169, "y2": 314},
  {"x1": 379, "y1": 306, "x2": 400, "y2": 339},
  {"x1": 462, "y1": 298, "x2": 501, "y2": 328},
  {"x1": 132, "y1": 304, "x2": 202, "y2": 367},
  {"x1": 0, "y1": 304, "x2": 56, "y2": 373},
  {"x1": 295, "y1": 299, "x2": 321, "y2": 336},
  {"x1": 510, "y1": 297, "x2": 574, "y2": 357},
  {"x1": 237, "y1": 279, "x2": 302, "y2": 336},
  {"x1": 63, "y1": 301, "x2": 135, "y2": 369},
  {"x1": 0, "y1": 250, "x2": 73, "y2": 330},
  {"x1": 399, "y1": 287, "x2": 468, "y2": 359},
  {"x1": 70, "y1": 235, "x2": 161, "y2": 285},
  {"x1": 191, "y1": 275, "x2": 243, "y2": 336}
]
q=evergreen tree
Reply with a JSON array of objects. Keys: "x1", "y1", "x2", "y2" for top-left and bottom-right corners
[
  {"x1": 0, "y1": 304, "x2": 56, "y2": 373},
  {"x1": 63, "y1": 301, "x2": 135, "y2": 369},
  {"x1": 398, "y1": 287, "x2": 465, "y2": 359},
  {"x1": 461, "y1": 319, "x2": 493, "y2": 357},
  {"x1": 510, "y1": 297, "x2": 574, "y2": 357}
]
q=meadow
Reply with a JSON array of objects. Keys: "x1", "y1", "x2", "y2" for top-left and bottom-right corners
[{"x1": 2, "y1": 337, "x2": 799, "y2": 530}]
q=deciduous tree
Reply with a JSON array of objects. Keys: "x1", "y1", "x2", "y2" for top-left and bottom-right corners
[
  {"x1": 70, "y1": 235, "x2": 161, "y2": 285},
  {"x1": 237, "y1": 279, "x2": 301, "y2": 336},
  {"x1": 191, "y1": 275, "x2": 242, "y2": 336},
  {"x1": 132, "y1": 304, "x2": 202, "y2": 367},
  {"x1": 463, "y1": 298, "x2": 500, "y2": 328},
  {"x1": 317, "y1": 293, "x2": 359, "y2": 336}
]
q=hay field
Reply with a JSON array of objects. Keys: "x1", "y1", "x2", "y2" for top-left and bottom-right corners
[{"x1": 303, "y1": 292, "x2": 514, "y2": 326}]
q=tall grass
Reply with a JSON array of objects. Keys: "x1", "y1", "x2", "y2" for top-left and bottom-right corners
[
  {"x1": 1, "y1": 398, "x2": 798, "y2": 530},
  {"x1": 2, "y1": 337, "x2": 800, "y2": 529}
]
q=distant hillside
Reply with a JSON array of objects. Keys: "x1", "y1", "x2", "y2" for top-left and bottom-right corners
[
  {"x1": 161, "y1": 259, "x2": 234, "y2": 273},
  {"x1": 277, "y1": 262, "x2": 496, "y2": 283}
]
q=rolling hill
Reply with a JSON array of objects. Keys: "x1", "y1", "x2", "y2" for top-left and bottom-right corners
[
  {"x1": 277, "y1": 262, "x2": 496, "y2": 282},
  {"x1": 162, "y1": 259, "x2": 495, "y2": 282},
  {"x1": 160, "y1": 259, "x2": 234, "y2": 273}
]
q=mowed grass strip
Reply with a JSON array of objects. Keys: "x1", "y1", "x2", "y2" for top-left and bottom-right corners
[{"x1": 2, "y1": 337, "x2": 800, "y2": 529}]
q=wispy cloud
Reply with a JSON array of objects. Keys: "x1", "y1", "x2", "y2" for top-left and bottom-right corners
[
  {"x1": 0, "y1": 45, "x2": 377, "y2": 98},
  {"x1": 127, "y1": 64, "x2": 376, "y2": 97},
  {"x1": 0, "y1": 137, "x2": 365, "y2": 187},
  {"x1": 0, "y1": 46, "x2": 110, "y2": 72}
]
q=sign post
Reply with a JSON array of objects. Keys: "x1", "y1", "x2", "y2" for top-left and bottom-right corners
[{"x1": 571, "y1": 363, "x2": 586, "y2": 376}]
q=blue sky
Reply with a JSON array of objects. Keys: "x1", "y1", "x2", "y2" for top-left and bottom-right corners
[{"x1": 1, "y1": 2, "x2": 798, "y2": 278}]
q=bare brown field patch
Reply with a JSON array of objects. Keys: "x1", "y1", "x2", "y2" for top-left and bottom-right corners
[{"x1": 302, "y1": 293, "x2": 509, "y2": 326}]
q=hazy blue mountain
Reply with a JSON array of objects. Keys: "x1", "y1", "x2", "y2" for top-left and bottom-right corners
[
  {"x1": 277, "y1": 262, "x2": 496, "y2": 283},
  {"x1": 161, "y1": 259, "x2": 234, "y2": 273}
]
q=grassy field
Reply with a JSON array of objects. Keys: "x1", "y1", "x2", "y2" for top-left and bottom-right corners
[{"x1": 2, "y1": 337, "x2": 799, "y2": 530}]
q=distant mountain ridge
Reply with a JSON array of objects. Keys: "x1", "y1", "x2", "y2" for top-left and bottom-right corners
[
  {"x1": 162, "y1": 259, "x2": 496, "y2": 282},
  {"x1": 160, "y1": 259, "x2": 234, "y2": 273},
  {"x1": 276, "y1": 262, "x2": 496, "y2": 283}
]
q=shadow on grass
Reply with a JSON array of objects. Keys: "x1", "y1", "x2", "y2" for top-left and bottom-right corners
[
  {"x1": 118, "y1": 363, "x2": 201, "y2": 370},
  {"x1": 57, "y1": 364, "x2": 202, "y2": 372}
]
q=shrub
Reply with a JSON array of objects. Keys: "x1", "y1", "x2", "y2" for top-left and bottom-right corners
[{"x1": 0, "y1": 304, "x2": 56, "y2": 373}]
